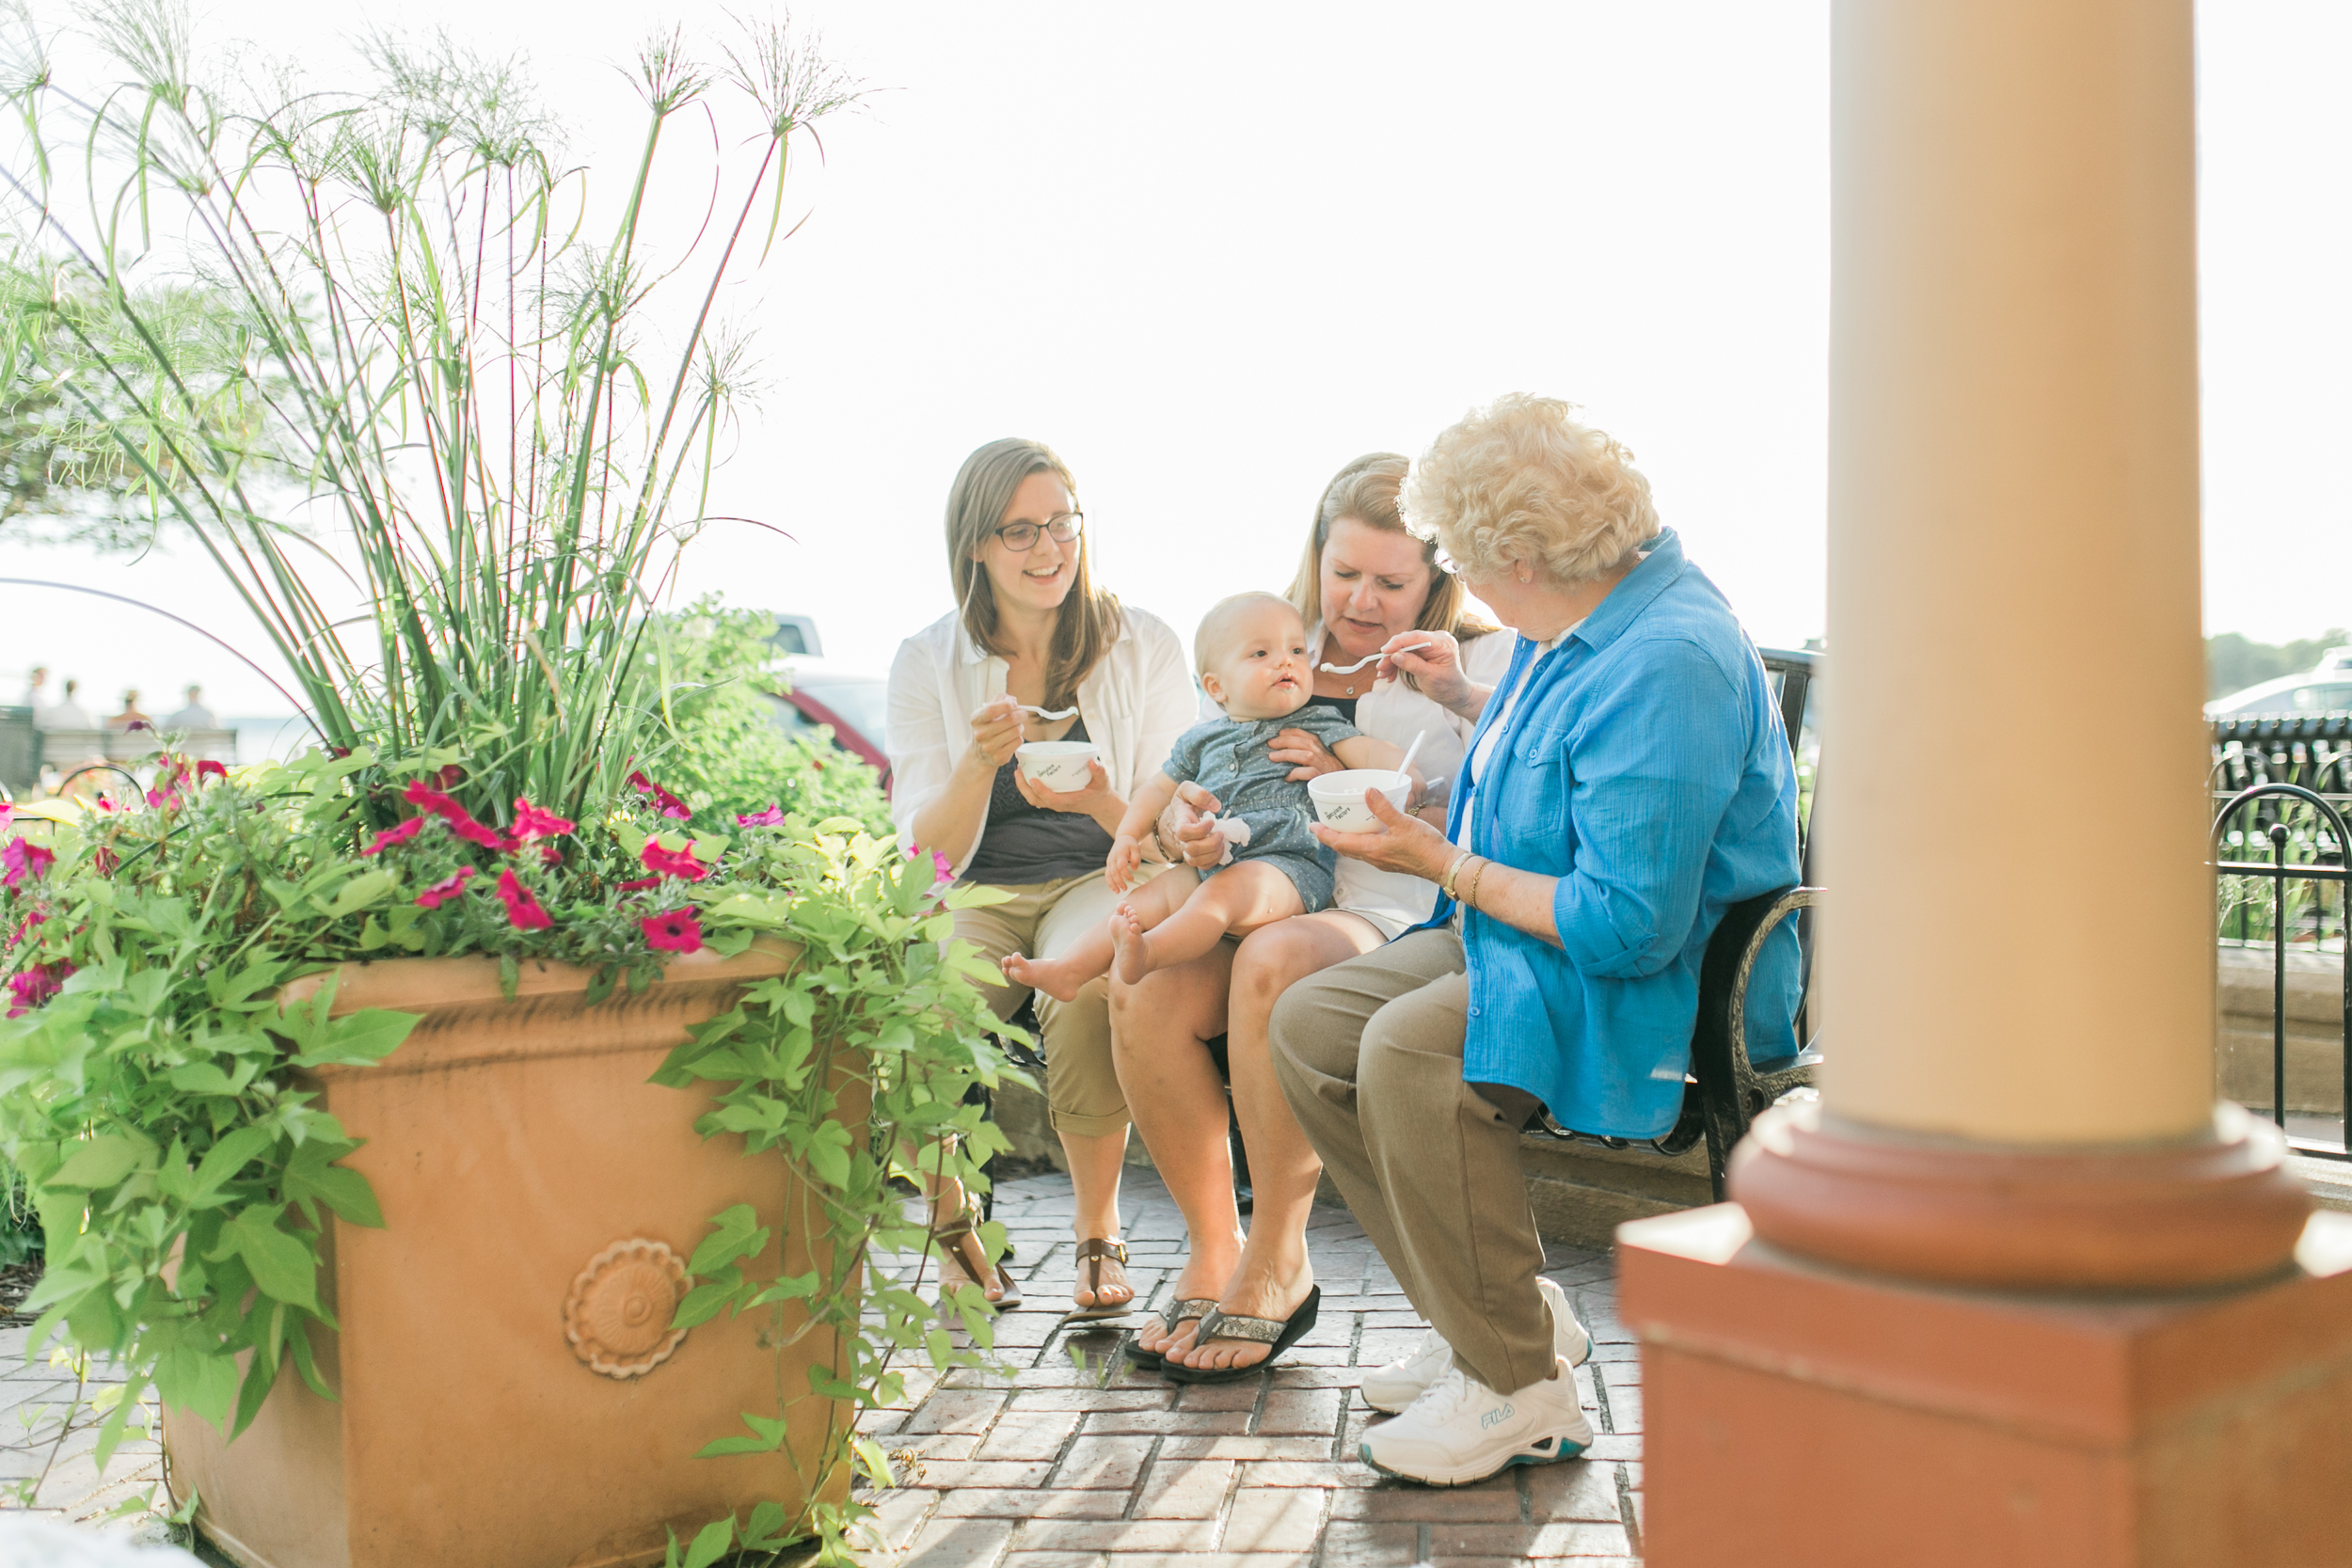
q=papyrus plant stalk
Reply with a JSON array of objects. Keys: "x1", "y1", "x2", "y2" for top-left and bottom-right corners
[{"x1": 0, "y1": 0, "x2": 860, "y2": 829}]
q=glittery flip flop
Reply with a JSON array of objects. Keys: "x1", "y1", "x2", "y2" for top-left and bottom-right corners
[
  {"x1": 1163, "y1": 1287, "x2": 1321, "y2": 1384},
  {"x1": 1127, "y1": 1297, "x2": 1219, "y2": 1369}
]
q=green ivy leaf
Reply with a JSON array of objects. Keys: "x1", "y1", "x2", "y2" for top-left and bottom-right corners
[
  {"x1": 291, "y1": 1008, "x2": 418, "y2": 1069},
  {"x1": 685, "y1": 1204, "x2": 768, "y2": 1276},
  {"x1": 50, "y1": 1134, "x2": 153, "y2": 1192},
  {"x1": 214, "y1": 1208, "x2": 319, "y2": 1312},
  {"x1": 681, "y1": 1517, "x2": 734, "y2": 1568}
]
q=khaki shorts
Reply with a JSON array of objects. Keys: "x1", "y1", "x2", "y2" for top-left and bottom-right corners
[{"x1": 954, "y1": 865, "x2": 1197, "y2": 1138}]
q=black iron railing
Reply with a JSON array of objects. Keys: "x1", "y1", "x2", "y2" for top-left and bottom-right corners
[{"x1": 2210, "y1": 759, "x2": 2352, "y2": 1162}]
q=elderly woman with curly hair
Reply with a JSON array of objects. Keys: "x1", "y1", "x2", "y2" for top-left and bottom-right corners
[{"x1": 1271, "y1": 395, "x2": 1802, "y2": 1487}]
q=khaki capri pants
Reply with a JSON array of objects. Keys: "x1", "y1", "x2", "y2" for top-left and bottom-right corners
[
  {"x1": 1269, "y1": 927, "x2": 1556, "y2": 1394},
  {"x1": 954, "y1": 864, "x2": 1195, "y2": 1138}
]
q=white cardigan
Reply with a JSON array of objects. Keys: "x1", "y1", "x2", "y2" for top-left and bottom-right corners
[{"x1": 885, "y1": 606, "x2": 1200, "y2": 879}]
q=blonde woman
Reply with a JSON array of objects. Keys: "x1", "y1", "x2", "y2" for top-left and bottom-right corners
[
  {"x1": 1109, "y1": 453, "x2": 1518, "y2": 1380},
  {"x1": 1273, "y1": 396, "x2": 1801, "y2": 1482},
  {"x1": 886, "y1": 437, "x2": 1198, "y2": 1317}
]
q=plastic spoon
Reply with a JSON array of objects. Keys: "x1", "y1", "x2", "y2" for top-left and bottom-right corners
[
  {"x1": 1319, "y1": 639, "x2": 1434, "y2": 675},
  {"x1": 1396, "y1": 729, "x2": 1428, "y2": 782},
  {"x1": 1013, "y1": 704, "x2": 1079, "y2": 720}
]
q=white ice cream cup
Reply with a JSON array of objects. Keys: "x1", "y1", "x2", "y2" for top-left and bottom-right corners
[
  {"x1": 1308, "y1": 768, "x2": 1410, "y2": 832},
  {"x1": 1015, "y1": 740, "x2": 1100, "y2": 791}
]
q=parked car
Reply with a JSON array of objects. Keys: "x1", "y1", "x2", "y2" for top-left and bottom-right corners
[
  {"x1": 756, "y1": 615, "x2": 892, "y2": 789},
  {"x1": 2206, "y1": 645, "x2": 2352, "y2": 719}
]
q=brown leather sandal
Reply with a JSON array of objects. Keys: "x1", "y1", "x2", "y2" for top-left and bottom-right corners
[
  {"x1": 1064, "y1": 1237, "x2": 1134, "y2": 1322},
  {"x1": 933, "y1": 1205, "x2": 1021, "y2": 1308}
]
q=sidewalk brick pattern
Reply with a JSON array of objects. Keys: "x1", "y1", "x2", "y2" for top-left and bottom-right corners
[
  {"x1": 856, "y1": 1169, "x2": 1644, "y2": 1566},
  {"x1": 0, "y1": 1169, "x2": 1647, "y2": 1565}
]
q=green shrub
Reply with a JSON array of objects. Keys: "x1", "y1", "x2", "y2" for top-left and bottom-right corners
[{"x1": 648, "y1": 599, "x2": 890, "y2": 835}]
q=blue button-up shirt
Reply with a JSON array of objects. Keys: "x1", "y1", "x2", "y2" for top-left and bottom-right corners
[{"x1": 1422, "y1": 528, "x2": 1803, "y2": 1140}]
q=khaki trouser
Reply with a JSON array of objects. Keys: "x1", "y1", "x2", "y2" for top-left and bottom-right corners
[
  {"x1": 955, "y1": 866, "x2": 1194, "y2": 1138},
  {"x1": 1268, "y1": 927, "x2": 1554, "y2": 1393}
]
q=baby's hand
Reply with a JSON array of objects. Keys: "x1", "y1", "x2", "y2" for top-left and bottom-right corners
[{"x1": 1105, "y1": 834, "x2": 1143, "y2": 893}]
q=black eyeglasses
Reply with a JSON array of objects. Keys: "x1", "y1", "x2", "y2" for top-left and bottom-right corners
[{"x1": 993, "y1": 513, "x2": 1084, "y2": 552}]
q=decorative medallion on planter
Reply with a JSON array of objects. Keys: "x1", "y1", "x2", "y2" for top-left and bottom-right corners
[{"x1": 564, "y1": 1238, "x2": 690, "y2": 1378}]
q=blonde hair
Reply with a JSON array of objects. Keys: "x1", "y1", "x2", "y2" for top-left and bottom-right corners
[
  {"x1": 1284, "y1": 452, "x2": 1494, "y2": 690},
  {"x1": 1192, "y1": 592, "x2": 1300, "y2": 679},
  {"x1": 945, "y1": 437, "x2": 1122, "y2": 710},
  {"x1": 1400, "y1": 395, "x2": 1658, "y2": 586}
]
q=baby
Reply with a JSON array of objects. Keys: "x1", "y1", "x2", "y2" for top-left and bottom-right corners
[{"x1": 1004, "y1": 593, "x2": 1408, "y2": 999}]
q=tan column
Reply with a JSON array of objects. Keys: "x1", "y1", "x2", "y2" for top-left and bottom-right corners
[
  {"x1": 1729, "y1": 0, "x2": 2309, "y2": 1290},
  {"x1": 1823, "y1": 0, "x2": 2209, "y2": 1142},
  {"x1": 1617, "y1": 8, "x2": 2352, "y2": 1561}
]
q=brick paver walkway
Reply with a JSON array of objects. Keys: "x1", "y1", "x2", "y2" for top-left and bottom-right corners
[
  {"x1": 856, "y1": 1168, "x2": 1644, "y2": 1567},
  {"x1": 0, "y1": 1168, "x2": 1645, "y2": 1565}
]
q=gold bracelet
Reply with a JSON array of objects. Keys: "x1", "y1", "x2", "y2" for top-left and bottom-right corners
[
  {"x1": 1439, "y1": 848, "x2": 1475, "y2": 900},
  {"x1": 1462, "y1": 857, "x2": 1490, "y2": 911}
]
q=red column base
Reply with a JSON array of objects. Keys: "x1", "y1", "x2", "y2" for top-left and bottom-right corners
[{"x1": 1616, "y1": 1205, "x2": 2352, "y2": 1568}]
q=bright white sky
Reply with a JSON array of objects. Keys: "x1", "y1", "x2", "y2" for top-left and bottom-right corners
[{"x1": 3, "y1": 1, "x2": 2348, "y2": 721}]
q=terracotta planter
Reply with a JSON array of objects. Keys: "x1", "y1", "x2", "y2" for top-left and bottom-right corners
[{"x1": 164, "y1": 944, "x2": 854, "y2": 1568}]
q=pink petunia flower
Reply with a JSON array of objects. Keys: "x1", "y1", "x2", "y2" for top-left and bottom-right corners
[
  {"x1": 538, "y1": 843, "x2": 563, "y2": 866},
  {"x1": 627, "y1": 770, "x2": 693, "y2": 820},
  {"x1": 2, "y1": 837, "x2": 55, "y2": 890},
  {"x1": 906, "y1": 844, "x2": 955, "y2": 887},
  {"x1": 614, "y1": 877, "x2": 662, "y2": 893},
  {"x1": 91, "y1": 847, "x2": 119, "y2": 875},
  {"x1": 5, "y1": 960, "x2": 73, "y2": 1018},
  {"x1": 736, "y1": 804, "x2": 785, "y2": 828},
  {"x1": 495, "y1": 869, "x2": 553, "y2": 930},
  {"x1": 197, "y1": 759, "x2": 228, "y2": 782},
  {"x1": 640, "y1": 908, "x2": 704, "y2": 953},
  {"x1": 361, "y1": 817, "x2": 430, "y2": 856},
  {"x1": 402, "y1": 779, "x2": 516, "y2": 852},
  {"x1": 7, "y1": 910, "x2": 44, "y2": 949},
  {"x1": 414, "y1": 866, "x2": 476, "y2": 909},
  {"x1": 638, "y1": 842, "x2": 709, "y2": 883},
  {"x1": 510, "y1": 798, "x2": 575, "y2": 842}
]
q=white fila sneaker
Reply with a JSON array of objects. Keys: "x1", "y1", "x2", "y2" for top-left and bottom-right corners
[
  {"x1": 1358, "y1": 1276, "x2": 1592, "y2": 1415},
  {"x1": 1359, "y1": 1355, "x2": 1595, "y2": 1486}
]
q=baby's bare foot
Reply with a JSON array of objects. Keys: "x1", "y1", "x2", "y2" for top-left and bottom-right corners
[
  {"x1": 1110, "y1": 910, "x2": 1155, "y2": 987},
  {"x1": 1001, "y1": 952, "x2": 1086, "y2": 1005}
]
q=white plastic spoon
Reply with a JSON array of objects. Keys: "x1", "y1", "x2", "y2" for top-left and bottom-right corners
[
  {"x1": 1318, "y1": 639, "x2": 1434, "y2": 675},
  {"x1": 1014, "y1": 704, "x2": 1079, "y2": 720},
  {"x1": 1396, "y1": 729, "x2": 1428, "y2": 782}
]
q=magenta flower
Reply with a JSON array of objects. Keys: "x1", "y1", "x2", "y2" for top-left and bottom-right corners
[
  {"x1": 511, "y1": 798, "x2": 575, "y2": 841},
  {"x1": 197, "y1": 759, "x2": 228, "y2": 783},
  {"x1": 495, "y1": 869, "x2": 553, "y2": 930},
  {"x1": 91, "y1": 847, "x2": 119, "y2": 875},
  {"x1": 640, "y1": 908, "x2": 704, "y2": 953},
  {"x1": 2, "y1": 837, "x2": 54, "y2": 890},
  {"x1": 736, "y1": 804, "x2": 785, "y2": 827},
  {"x1": 414, "y1": 866, "x2": 476, "y2": 909},
  {"x1": 627, "y1": 770, "x2": 693, "y2": 820},
  {"x1": 7, "y1": 910, "x2": 44, "y2": 949},
  {"x1": 6, "y1": 960, "x2": 73, "y2": 1017},
  {"x1": 614, "y1": 876, "x2": 662, "y2": 893},
  {"x1": 402, "y1": 779, "x2": 516, "y2": 852},
  {"x1": 906, "y1": 844, "x2": 955, "y2": 887},
  {"x1": 361, "y1": 817, "x2": 431, "y2": 856},
  {"x1": 638, "y1": 842, "x2": 709, "y2": 883}
]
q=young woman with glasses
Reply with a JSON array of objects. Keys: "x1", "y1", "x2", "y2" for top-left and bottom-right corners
[{"x1": 885, "y1": 436, "x2": 1199, "y2": 1317}]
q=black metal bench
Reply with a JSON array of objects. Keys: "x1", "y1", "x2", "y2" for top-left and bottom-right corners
[{"x1": 1531, "y1": 646, "x2": 1823, "y2": 1200}]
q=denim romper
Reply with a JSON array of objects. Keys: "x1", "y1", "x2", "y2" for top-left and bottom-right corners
[{"x1": 1161, "y1": 704, "x2": 1362, "y2": 913}]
